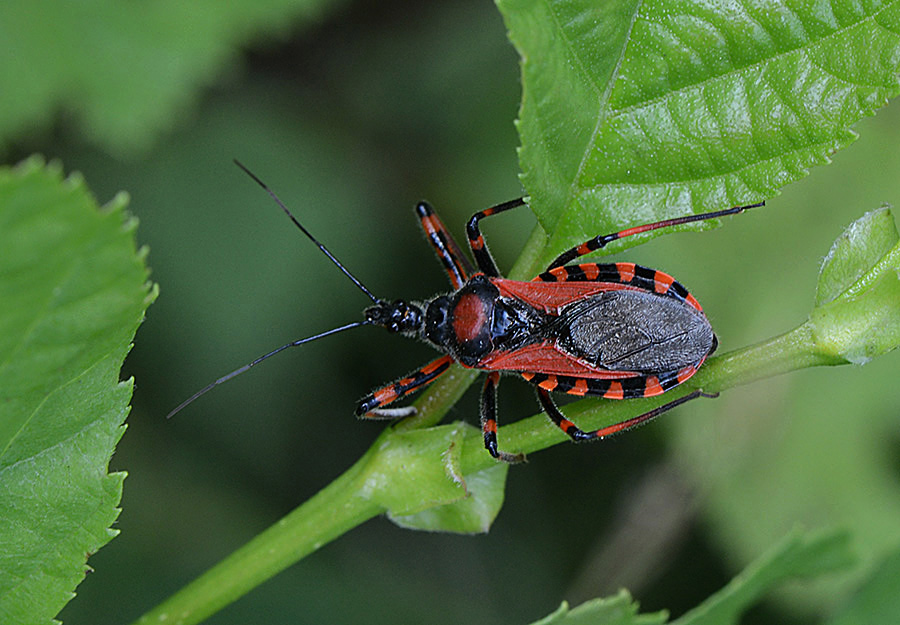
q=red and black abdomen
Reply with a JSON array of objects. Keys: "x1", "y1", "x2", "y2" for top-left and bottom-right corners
[
  {"x1": 478, "y1": 264, "x2": 717, "y2": 400},
  {"x1": 424, "y1": 264, "x2": 716, "y2": 401}
]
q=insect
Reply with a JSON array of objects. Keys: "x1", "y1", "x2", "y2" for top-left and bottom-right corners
[{"x1": 169, "y1": 161, "x2": 763, "y2": 462}]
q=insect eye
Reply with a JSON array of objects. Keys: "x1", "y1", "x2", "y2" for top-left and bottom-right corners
[
  {"x1": 470, "y1": 336, "x2": 490, "y2": 351},
  {"x1": 424, "y1": 296, "x2": 452, "y2": 346}
]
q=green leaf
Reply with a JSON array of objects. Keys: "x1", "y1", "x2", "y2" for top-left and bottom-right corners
[
  {"x1": 816, "y1": 206, "x2": 899, "y2": 305},
  {"x1": 498, "y1": 0, "x2": 900, "y2": 262},
  {"x1": 529, "y1": 530, "x2": 853, "y2": 625},
  {"x1": 117, "y1": 2, "x2": 900, "y2": 622},
  {"x1": 811, "y1": 209, "x2": 900, "y2": 364},
  {"x1": 388, "y1": 463, "x2": 508, "y2": 533},
  {"x1": 364, "y1": 423, "x2": 509, "y2": 533},
  {"x1": 0, "y1": 157, "x2": 154, "y2": 623},
  {"x1": 0, "y1": 0, "x2": 344, "y2": 155},
  {"x1": 811, "y1": 267, "x2": 900, "y2": 364},
  {"x1": 826, "y1": 545, "x2": 900, "y2": 625},
  {"x1": 531, "y1": 592, "x2": 666, "y2": 625}
]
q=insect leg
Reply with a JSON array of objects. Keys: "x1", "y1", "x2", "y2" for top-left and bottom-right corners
[
  {"x1": 481, "y1": 372, "x2": 525, "y2": 463},
  {"x1": 546, "y1": 202, "x2": 765, "y2": 270},
  {"x1": 356, "y1": 355, "x2": 454, "y2": 418},
  {"x1": 416, "y1": 201, "x2": 473, "y2": 289},
  {"x1": 535, "y1": 386, "x2": 717, "y2": 442},
  {"x1": 466, "y1": 197, "x2": 527, "y2": 277}
]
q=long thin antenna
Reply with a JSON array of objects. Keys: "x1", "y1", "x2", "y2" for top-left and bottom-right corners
[
  {"x1": 166, "y1": 320, "x2": 369, "y2": 419},
  {"x1": 234, "y1": 159, "x2": 380, "y2": 304}
]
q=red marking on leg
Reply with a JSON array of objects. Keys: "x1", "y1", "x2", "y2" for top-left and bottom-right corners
[
  {"x1": 397, "y1": 374, "x2": 417, "y2": 387},
  {"x1": 422, "y1": 358, "x2": 449, "y2": 375},
  {"x1": 594, "y1": 420, "x2": 632, "y2": 438},
  {"x1": 615, "y1": 224, "x2": 654, "y2": 238},
  {"x1": 374, "y1": 387, "x2": 399, "y2": 405},
  {"x1": 470, "y1": 236, "x2": 485, "y2": 251},
  {"x1": 421, "y1": 213, "x2": 438, "y2": 230}
]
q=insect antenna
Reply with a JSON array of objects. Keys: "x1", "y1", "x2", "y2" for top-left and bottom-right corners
[
  {"x1": 166, "y1": 320, "x2": 369, "y2": 419},
  {"x1": 233, "y1": 159, "x2": 381, "y2": 304},
  {"x1": 168, "y1": 162, "x2": 385, "y2": 419}
]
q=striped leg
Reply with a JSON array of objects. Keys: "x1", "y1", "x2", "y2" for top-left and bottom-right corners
[
  {"x1": 481, "y1": 372, "x2": 525, "y2": 463},
  {"x1": 546, "y1": 202, "x2": 765, "y2": 270},
  {"x1": 416, "y1": 202, "x2": 473, "y2": 289},
  {"x1": 536, "y1": 386, "x2": 717, "y2": 442},
  {"x1": 356, "y1": 355, "x2": 454, "y2": 418},
  {"x1": 465, "y1": 198, "x2": 527, "y2": 277}
]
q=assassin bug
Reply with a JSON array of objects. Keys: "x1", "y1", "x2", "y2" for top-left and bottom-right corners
[{"x1": 169, "y1": 161, "x2": 763, "y2": 462}]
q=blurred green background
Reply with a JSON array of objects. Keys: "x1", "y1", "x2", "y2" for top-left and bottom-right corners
[{"x1": 4, "y1": 1, "x2": 900, "y2": 623}]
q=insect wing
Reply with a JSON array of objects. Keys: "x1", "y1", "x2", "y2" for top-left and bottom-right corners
[
  {"x1": 555, "y1": 289, "x2": 715, "y2": 373},
  {"x1": 493, "y1": 275, "x2": 640, "y2": 314},
  {"x1": 475, "y1": 341, "x2": 635, "y2": 378}
]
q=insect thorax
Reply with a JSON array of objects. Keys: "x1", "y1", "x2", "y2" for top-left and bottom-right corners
[{"x1": 424, "y1": 275, "x2": 544, "y2": 367}]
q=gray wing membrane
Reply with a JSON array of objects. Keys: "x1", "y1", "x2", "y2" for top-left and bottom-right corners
[{"x1": 553, "y1": 290, "x2": 715, "y2": 373}]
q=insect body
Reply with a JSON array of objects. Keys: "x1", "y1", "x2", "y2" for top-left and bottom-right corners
[
  {"x1": 354, "y1": 198, "x2": 760, "y2": 462},
  {"x1": 170, "y1": 162, "x2": 763, "y2": 463}
]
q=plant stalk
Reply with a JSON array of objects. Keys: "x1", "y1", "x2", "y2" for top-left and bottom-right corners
[{"x1": 132, "y1": 451, "x2": 382, "y2": 625}]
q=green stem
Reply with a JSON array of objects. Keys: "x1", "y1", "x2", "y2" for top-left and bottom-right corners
[
  {"x1": 129, "y1": 225, "x2": 554, "y2": 625},
  {"x1": 456, "y1": 319, "x2": 847, "y2": 475},
  {"x1": 133, "y1": 450, "x2": 383, "y2": 625},
  {"x1": 131, "y1": 226, "x2": 859, "y2": 625},
  {"x1": 691, "y1": 322, "x2": 845, "y2": 391}
]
